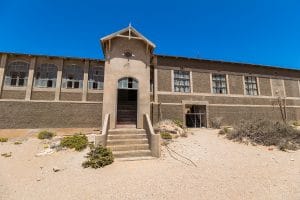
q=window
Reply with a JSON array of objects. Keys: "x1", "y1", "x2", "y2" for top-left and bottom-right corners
[
  {"x1": 62, "y1": 65, "x2": 83, "y2": 89},
  {"x1": 34, "y1": 63, "x2": 57, "y2": 88},
  {"x1": 4, "y1": 61, "x2": 29, "y2": 87},
  {"x1": 88, "y1": 66, "x2": 104, "y2": 90},
  {"x1": 212, "y1": 74, "x2": 227, "y2": 94},
  {"x1": 245, "y1": 76, "x2": 258, "y2": 95},
  {"x1": 118, "y1": 77, "x2": 138, "y2": 89},
  {"x1": 174, "y1": 70, "x2": 190, "y2": 92}
]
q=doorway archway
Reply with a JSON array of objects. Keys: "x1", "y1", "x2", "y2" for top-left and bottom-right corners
[{"x1": 117, "y1": 77, "x2": 138, "y2": 126}]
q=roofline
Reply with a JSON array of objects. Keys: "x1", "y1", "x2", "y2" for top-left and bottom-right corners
[
  {"x1": 100, "y1": 25, "x2": 156, "y2": 48},
  {"x1": 155, "y1": 54, "x2": 300, "y2": 72},
  {"x1": 0, "y1": 51, "x2": 105, "y2": 62}
]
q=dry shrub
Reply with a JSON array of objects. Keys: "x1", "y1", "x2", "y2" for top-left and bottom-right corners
[
  {"x1": 0, "y1": 137, "x2": 8, "y2": 142},
  {"x1": 211, "y1": 117, "x2": 223, "y2": 129},
  {"x1": 154, "y1": 119, "x2": 187, "y2": 138},
  {"x1": 226, "y1": 119, "x2": 300, "y2": 151},
  {"x1": 38, "y1": 131, "x2": 55, "y2": 139}
]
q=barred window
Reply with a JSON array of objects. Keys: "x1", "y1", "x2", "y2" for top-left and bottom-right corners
[
  {"x1": 212, "y1": 74, "x2": 227, "y2": 94},
  {"x1": 174, "y1": 70, "x2": 190, "y2": 93},
  {"x1": 245, "y1": 76, "x2": 258, "y2": 95},
  {"x1": 4, "y1": 61, "x2": 29, "y2": 87},
  {"x1": 118, "y1": 77, "x2": 138, "y2": 89},
  {"x1": 34, "y1": 63, "x2": 57, "y2": 88},
  {"x1": 62, "y1": 65, "x2": 83, "y2": 89},
  {"x1": 88, "y1": 66, "x2": 104, "y2": 90}
]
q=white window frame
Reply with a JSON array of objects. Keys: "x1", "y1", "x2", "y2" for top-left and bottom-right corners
[
  {"x1": 173, "y1": 70, "x2": 191, "y2": 93},
  {"x1": 34, "y1": 63, "x2": 57, "y2": 88},
  {"x1": 212, "y1": 74, "x2": 227, "y2": 94},
  {"x1": 88, "y1": 66, "x2": 104, "y2": 90},
  {"x1": 62, "y1": 65, "x2": 83, "y2": 89},
  {"x1": 245, "y1": 76, "x2": 259, "y2": 96},
  {"x1": 4, "y1": 61, "x2": 29, "y2": 87}
]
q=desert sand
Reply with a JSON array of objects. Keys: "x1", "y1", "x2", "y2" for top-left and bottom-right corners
[{"x1": 0, "y1": 129, "x2": 299, "y2": 200}]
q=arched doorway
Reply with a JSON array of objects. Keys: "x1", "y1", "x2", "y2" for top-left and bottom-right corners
[{"x1": 117, "y1": 77, "x2": 138, "y2": 126}]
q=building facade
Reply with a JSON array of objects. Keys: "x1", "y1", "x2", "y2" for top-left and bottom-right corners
[{"x1": 1, "y1": 26, "x2": 300, "y2": 129}]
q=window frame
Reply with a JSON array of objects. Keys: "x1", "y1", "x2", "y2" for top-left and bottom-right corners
[
  {"x1": 62, "y1": 65, "x2": 83, "y2": 89},
  {"x1": 212, "y1": 74, "x2": 227, "y2": 94},
  {"x1": 173, "y1": 70, "x2": 191, "y2": 93},
  {"x1": 88, "y1": 66, "x2": 104, "y2": 90},
  {"x1": 4, "y1": 61, "x2": 29, "y2": 87},
  {"x1": 244, "y1": 76, "x2": 259, "y2": 96},
  {"x1": 34, "y1": 63, "x2": 57, "y2": 88}
]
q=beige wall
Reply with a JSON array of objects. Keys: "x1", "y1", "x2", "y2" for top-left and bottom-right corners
[
  {"x1": 102, "y1": 37, "x2": 151, "y2": 128},
  {"x1": 259, "y1": 77, "x2": 272, "y2": 96},
  {"x1": 271, "y1": 78, "x2": 285, "y2": 97},
  {"x1": 157, "y1": 69, "x2": 172, "y2": 92},
  {"x1": 284, "y1": 80, "x2": 300, "y2": 97},
  {"x1": 192, "y1": 71, "x2": 211, "y2": 93},
  {"x1": 229, "y1": 75, "x2": 244, "y2": 94}
]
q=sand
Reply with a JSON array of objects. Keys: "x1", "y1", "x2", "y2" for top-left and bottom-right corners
[{"x1": 0, "y1": 129, "x2": 299, "y2": 200}]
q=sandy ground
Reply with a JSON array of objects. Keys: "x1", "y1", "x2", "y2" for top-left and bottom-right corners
[
  {"x1": 0, "y1": 129, "x2": 299, "y2": 200},
  {"x1": 0, "y1": 128, "x2": 99, "y2": 139}
]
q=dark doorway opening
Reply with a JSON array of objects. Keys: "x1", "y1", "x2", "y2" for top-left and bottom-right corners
[
  {"x1": 185, "y1": 105, "x2": 207, "y2": 128},
  {"x1": 117, "y1": 89, "x2": 137, "y2": 125}
]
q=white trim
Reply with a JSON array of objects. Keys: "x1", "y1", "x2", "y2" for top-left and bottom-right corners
[
  {"x1": 282, "y1": 79, "x2": 286, "y2": 97},
  {"x1": 190, "y1": 71, "x2": 193, "y2": 93},
  {"x1": 0, "y1": 99, "x2": 102, "y2": 104},
  {"x1": 156, "y1": 90, "x2": 300, "y2": 100},
  {"x1": 256, "y1": 76, "x2": 261, "y2": 96},
  {"x1": 87, "y1": 90, "x2": 103, "y2": 94},
  {"x1": 32, "y1": 87, "x2": 56, "y2": 92},
  {"x1": 152, "y1": 102, "x2": 300, "y2": 108},
  {"x1": 209, "y1": 73, "x2": 213, "y2": 94},
  {"x1": 226, "y1": 74, "x2": 230, "y2": 94},
  {"x1": 3, "y1": 86, "x2": 26, "y2": 91},
  {"x1": 270, "y1": 78, "x2": 274, "y2": 96},
  {"x1": 242, "y1": 75, "x2": 246, "y2": 95},
  {"x1": 171, "y1": 69, "x2": 174, "y2": 92},
  {"x1": 60, "y1": 88, "x2": 82, "y2": 93}
]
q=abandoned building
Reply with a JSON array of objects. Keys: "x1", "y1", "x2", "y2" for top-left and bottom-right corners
[{"x1": 0, "y1": 26, "x2": 300, "y2": 157}]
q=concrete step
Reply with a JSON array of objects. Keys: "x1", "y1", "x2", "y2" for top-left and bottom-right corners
[
  {"x1": 113, "y1": 150, "x2": 152, "y2": 158},
  {"x1": 108, "y1": 128, "x2": 146, "y2": 135},
  {"x1": 107, "y1": 139, "x2": 148, "y2": 145},
  {"x1": 116, "y1": 156, "x2": 156, "y2": 161},
  {"x1": 107, "y1": 144, "x2": 149, "y2": 151},
  {"x1": 108, "y1": 134, "x2": 147, "y2": 140}
]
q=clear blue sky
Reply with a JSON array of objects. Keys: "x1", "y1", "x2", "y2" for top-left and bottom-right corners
[{"x1": 0, "y1": 0, "x2": 300, "y2": 69}]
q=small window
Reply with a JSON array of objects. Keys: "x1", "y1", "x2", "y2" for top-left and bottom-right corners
[
  {"x1": 174, "y1": 70, "x2": 190, "y2": 93},
  {"x1": 34, "y1": 63, "x2": 57, "y2": 88},
  {"x1": 245, "y1": 76, "x2": 258, "y2": 95},
  {"x1": 4, "y1": 61, "x2": 29, "y2": 87},
  {"x1": 88, "y1": 66, "x2": 104, "y2": 90},
  {"x1": 62, "y1": 65, "x2": 83, "y2": 89},
  {"x1": 212, "y1": 74, "x2": 227, "y2": 94},
  {"x1": 118, "y1": 77, "x2": 138, "y2": 89}
]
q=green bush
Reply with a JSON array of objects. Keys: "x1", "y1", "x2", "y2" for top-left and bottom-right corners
[
  {"x1": 173, "y1": 119, "x2": 183, "y2": 128},
  {"x1": 160, "y1": 132, "x2": 172, "y2": 140},
  {"x1": 0, "y1": 137, "x2": 8, "y2": 142},
  {"x1": 226, "y1": 119, "x2": 300, "y2": 151},
  {"x1": 82, "y1": 145, "x2": 114, "y2": 168},
  {"x1": 38, "y1": 131, "x2": 55, "y2": 139},
  {"x1": 60, "y1": 134, "x2": 88, "y2": 151}
]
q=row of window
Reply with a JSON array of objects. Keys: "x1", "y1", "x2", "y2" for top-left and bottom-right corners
[
  {"x1": 174, "y1": 70, "x2": 259, "y2": 95},
  {"x1": 4, "y1": 61, "x2": 104, "y2": 90}
]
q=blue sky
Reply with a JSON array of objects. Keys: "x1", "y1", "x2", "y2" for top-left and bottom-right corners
[{"x1": 0, "y1": 0, "x2": 300, "y2": 69}]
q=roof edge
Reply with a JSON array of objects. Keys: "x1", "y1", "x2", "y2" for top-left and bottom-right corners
[{"x1": 155, "y1": 54, "x2": 300, "y2": 72}]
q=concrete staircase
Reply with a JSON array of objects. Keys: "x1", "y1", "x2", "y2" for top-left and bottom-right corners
[{"x1": 107, "y1": 128, "x2": 153, "y2": 160}]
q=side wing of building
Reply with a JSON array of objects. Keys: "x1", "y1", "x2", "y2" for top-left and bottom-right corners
[
  {"x1": 0, "y1": 53, "x2": 104, "y2": 128},
  {"x1": 152, "y1": 55, "x2": 300, "y2": 127}
]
